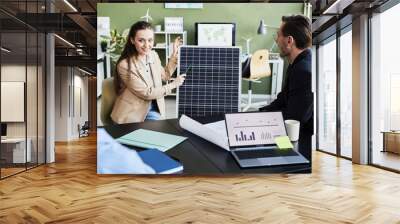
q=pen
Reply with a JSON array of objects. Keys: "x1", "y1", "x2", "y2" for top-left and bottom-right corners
[{"x1": 184, "y1": 65, "x2": 192, "y2": 74}]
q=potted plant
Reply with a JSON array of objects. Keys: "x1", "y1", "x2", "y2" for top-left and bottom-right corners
[
  {"x1": 100, "y1": 28, "x2": 130, "y2": 67},
  {"x1": 100, "y1": 39, "x2": 108, "y2": 52}
]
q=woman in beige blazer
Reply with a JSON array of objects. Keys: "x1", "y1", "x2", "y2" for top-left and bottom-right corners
[{"x1": 111, "y1": 21, "x2": 186, "y2": 124}]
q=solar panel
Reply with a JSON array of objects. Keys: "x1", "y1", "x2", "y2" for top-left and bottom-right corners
[{"x1": 177, "y1": 46, "x2": 241, "y2": 117}]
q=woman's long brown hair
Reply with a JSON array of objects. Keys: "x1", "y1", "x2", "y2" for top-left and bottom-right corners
[{"x1": 114, "y1": 21, "x2": 153, "y2": 95}]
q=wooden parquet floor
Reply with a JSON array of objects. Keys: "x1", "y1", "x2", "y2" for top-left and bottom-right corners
[{"x1": 1, "y1": 134, "x2": 400, "y2": 223}]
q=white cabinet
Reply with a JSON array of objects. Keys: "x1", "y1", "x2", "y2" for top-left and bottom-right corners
[
  {"x1": 1, "y1": 138, "x2": 32, "y2": 163},
  {"x1": 241, "y1": 53, "x2": 284, "y2": 112}
]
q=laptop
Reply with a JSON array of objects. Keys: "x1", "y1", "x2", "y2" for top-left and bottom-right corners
[{"x1": 224, "y1": 111, "x2": 309, "y2": 168}]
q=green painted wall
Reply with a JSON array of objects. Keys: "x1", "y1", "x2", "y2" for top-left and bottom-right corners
[{"x1": 98, "y1": 3, "x2": 303, "y2": 94}]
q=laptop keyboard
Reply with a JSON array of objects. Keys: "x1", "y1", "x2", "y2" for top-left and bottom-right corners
[{"x1": 235, "y1": 149, "x2": 299, "y2": 160}]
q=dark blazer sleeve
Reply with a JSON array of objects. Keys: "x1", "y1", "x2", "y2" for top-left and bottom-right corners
[
  {"x1": 259, "y1": 91, "x2": 285, "y2": 112},
  {"x1": 283, "y1": 65, "x2": 313, "y2": 126},
  {"x1": 259, "y1": 50, "x2": 313, "y2": 134}
]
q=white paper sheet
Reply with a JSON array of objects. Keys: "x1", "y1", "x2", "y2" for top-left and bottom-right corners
[
  {"x1": 179, "y1": 115, "x2": 230, "y2": 151},
  {"x1": 204, "y1": 120, "x2": 227, "y2": 137}
]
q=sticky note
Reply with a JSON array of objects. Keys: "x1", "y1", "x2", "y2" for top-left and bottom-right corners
[{"x1": 274, "y1": 136, "x2": 294, "y2": 149}]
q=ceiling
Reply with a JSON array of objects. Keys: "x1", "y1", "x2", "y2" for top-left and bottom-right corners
[
  {"x1": 311, "y1": 0, "x2": 391, "y2": 43},
  {"x1": 0, "y1": 0, "x2": 97, "y2": 73},
  {"x1": 1, "y1": 0, "x2": 396, "y2": 73}
]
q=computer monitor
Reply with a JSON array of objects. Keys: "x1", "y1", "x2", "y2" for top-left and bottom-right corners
[{"x1": 1, "y1": 123, "x2": 7, "y2": 137}]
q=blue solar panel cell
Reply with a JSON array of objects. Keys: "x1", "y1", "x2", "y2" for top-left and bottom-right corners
[{"x1": 177, "y1": 46, "x2": 241, "y2": 118}]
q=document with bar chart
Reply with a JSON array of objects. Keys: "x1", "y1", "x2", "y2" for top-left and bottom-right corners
[{"x1": 225, "y1": 112, "x2": 287, "y2": 147}]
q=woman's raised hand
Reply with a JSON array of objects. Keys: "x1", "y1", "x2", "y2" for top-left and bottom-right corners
[{"x1": 172, "y1": 36, "x2": 183, "y2": 57}]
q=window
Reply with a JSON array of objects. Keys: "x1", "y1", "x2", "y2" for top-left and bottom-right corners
[
  {"x1": 317, "y1": 36, "x2": 337, "y2": 155},
  {"x1": 0, "y1": 1, "x2": 47, "y2": 179},
  {"x1": 339, "y1": 28, "x2": 352, "y2": 158},
  {"x1": 370, "y1": 2, "x2": 400, "y2": 171}
]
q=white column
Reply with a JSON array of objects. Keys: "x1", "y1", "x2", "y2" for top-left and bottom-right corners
[
  {"x1": 46, "y1": 33, "x2": 55, "y2": 163},
  {"x1": 352, "y1": 14, "x2": 369, "y2": 164},
  {"x1": 45, "y1": 0, "x2": 56, "y2": 163}
]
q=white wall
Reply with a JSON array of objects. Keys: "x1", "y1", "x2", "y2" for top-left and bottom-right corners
[
  {"x1": 55, "y1": 66, "x2": 68, "y2": 141},
  {"x1": 72, "y1": 72, "x2": 89, "y2": 138},
  {"x1": 1, "y1": 65, "x2": 34, "y2": 137},
  {"x1": 54, "y1": 67, "x2": 89, "y2": 141},
  {"x1": 1, "y1": 65, "x2": 26, "y2": 139},
  {"x1": 1, "y1": 63, "x2": 46, "y2": 164}
]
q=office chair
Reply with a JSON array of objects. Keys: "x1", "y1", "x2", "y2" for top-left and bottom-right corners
[
  {"x1": 78, "y1": 121, "x2": 90, "y2": 138},
  {"x1": 241, "y1": 49, "x2": 271, "y2": 111},
  {"x1": 100, "y1": 77, "x2": 117, "y2": 126}
]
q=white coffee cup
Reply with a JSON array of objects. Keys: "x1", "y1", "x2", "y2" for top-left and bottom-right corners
[
  {"x1": 284, "y1": 120, "x2": 300, "y2": 142},
  {"x1": 155, "y1": 25, "x2": 162, "y2": 32}
]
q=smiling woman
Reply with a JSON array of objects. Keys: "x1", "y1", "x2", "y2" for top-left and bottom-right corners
[{"x1": 110, "y1": 21, "x2": 187, "y2": 124}]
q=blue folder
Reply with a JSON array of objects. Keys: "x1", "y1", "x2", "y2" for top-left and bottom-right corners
[{"x1": 138, "y1": 148, "x2": 183, "y2": 174}]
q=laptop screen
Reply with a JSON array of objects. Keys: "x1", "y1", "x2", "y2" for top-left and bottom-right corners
[{"x1": 225, "y1": 112, "x2": 287, "y2": 147}]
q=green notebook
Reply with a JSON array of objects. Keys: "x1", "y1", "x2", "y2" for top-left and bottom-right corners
[{"x1": 116, "y1": 129, "x2": 187, "y2": 152}]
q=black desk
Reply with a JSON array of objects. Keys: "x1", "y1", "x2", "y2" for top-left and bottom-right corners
[{"x1": 104, "y1": 117, "x2": 311, "y2": 174}]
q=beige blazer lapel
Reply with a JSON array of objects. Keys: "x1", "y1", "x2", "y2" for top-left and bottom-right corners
[
  {"x1": 149, "y1": 61, "x2": 160, "y2": 87},
  {"x1": 132, "y1": 58, "x2": 152, "y2": 86}
]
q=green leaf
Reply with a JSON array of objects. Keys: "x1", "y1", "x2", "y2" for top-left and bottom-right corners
[{"x1": 122, "y1": 29, "x2": 129, "y2": 38}]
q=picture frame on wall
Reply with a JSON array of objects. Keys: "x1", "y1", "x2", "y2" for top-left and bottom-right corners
[
  {"x1": 95, "y1": 2, "x2": 312, "y2": 175},
  {"x1": 1, "y1": 81, "x2": 25, "y2": 122},
  {"x1": 195, "y1": 23, "x2": 236, "y2": 46}
]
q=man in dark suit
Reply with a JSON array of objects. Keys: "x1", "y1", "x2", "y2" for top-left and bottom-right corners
[{"x1": 260, "y1": 15, "x2": 313, "y2": 136}]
